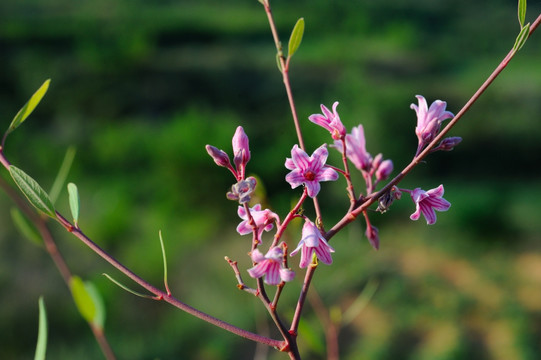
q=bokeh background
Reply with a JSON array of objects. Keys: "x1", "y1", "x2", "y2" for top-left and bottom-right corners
[{"x1": 1, "y1": 0, "x2": 541, "y2": 359}]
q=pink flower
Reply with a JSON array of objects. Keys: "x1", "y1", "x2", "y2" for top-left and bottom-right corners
[
  {"x1": 408, "y1": 185, "x2": 451, "y2": 225},
  {"x1": 411, "y1": 95, "x2": 454, "y2": 150},
  {"x1": 308, "y1": 101, "x2": 346, "y2": 140},
  {"x1": 237, "y1": 204, "x2": 279, "y2": 237},
  {"x1": 290, "y1": 220, "x2": 335, "y2": 268},
  {"x1": 247, "y1": 247, "x2": 295, "y2": 285},
  {"x1": 285, "y1": 144, "x2": 338, "y2": 198},
  {"x1": 334, "y1": 125, "x2": 372, "y2": 171}
]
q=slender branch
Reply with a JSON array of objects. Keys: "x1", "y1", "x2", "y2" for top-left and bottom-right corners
[
  {"x1": 50, "y1": 210, "x2": 284, "y2": 348},
  {"x1": 290, "y1": 263, "x2": 317, "y2": 334},
  {"x1": 0, "y1": 176, "x2": 117, "y2": 360},
  {"x1": 261, "y1": 0, "x2": 305, "y2": 151},
  {"x1": 325, "y1": 13, "x2": 541, "y2": 241},
  {"x1": 271, "y1": 189, "x2": 307, "y2": 248}
]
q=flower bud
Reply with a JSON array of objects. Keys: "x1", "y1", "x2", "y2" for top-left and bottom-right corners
[
  {"x1": 206, "y1": 145, "x2": 231, "y2": 167},
  {"x1": 375, "y1": 159, "x2": 393, "y2": 182},
  {"x1": 365, "y1": 225, "x2": 379, "y2": 250},
  {"x1": 232, "y1": 126, "x2": 250, "y2": 170},
  {"x1": 437, "y1": 136, "x2": 462, "y2": 151}
]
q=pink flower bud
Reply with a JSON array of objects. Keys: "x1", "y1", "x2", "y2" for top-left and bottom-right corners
[
  {"x1": 365, "y1": 225, "x2": 379, "y2": 250},
  {"x1": 206, "y1": 145, "x2": 231, "y2": 167},
  {"x1": 437, "y1": 136, "x2": 462, "y2": 151},
  {"x1": 232, "y1": 126, "x2": 250, "y2": 173},
  {"x1": 375, "y1": 159, "x2": 393, "y2": 182}
]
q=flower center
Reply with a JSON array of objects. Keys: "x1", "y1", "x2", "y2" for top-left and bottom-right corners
[{"x1": 304, "y1": 170, "x2": 316, "y2": 181}]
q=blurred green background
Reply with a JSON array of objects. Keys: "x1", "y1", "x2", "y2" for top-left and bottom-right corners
[{"x1": 1, "y1": 0, "x2": 541, "y2": 359}]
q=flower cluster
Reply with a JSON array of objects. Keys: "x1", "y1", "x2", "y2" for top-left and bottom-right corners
[{"x1": 206, "y1": 95, "x2": 456, "y2": 287}]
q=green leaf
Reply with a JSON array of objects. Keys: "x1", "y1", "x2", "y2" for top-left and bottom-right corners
[
  {"x1": 67, "y1": 183, "x2": 80, "y2": 225},
  {"x1": 513, "y1": 23, "x2": 530, "y2": 52},
  {"x1": 34, "y1": 296, "x2": 48, "y2": 360},
  {"x1": 70, "y1": 276, "x2": 96, "y2": 325},
  {"x1": 288, "y1": 18, "x2": 305, "y2": 58},
  {"x1": 159, "y1": 231, "x2": 171, "y2": 294},
  {"x1": 9, "y1": 166, "x2": 56, "y2": 218},
  {"x1": 49, "y1": 146, "x2": 76, "y2": 204},
  {"x1": 518, "y1": 0, "x2": 527, "y2": 27},
  {"x1": 103, "y1": 273, "x2": 155, "y2": 299},
  {"x1": 84, "y1": 281, "x2": 106, "y2": 330},
  {"x1": 7, "y1": 79, "x2": 50, "y2": 136},
  {"x1": 10, "y1": 207, "x2": 42, "y2": 246}
]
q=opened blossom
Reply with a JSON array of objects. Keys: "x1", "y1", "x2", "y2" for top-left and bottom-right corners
[
  {"x1": 237, "y1": 204, "x2": 279, "y2": 238},
  {"x1": 308, "y1": 101, "x2": 346, "y2": 140},
  {"x1": 290, "y1": 220, "x2": 335, "y2": 268},
  {"x1": 285, "y1": 144, "x2": 338, "y2": 198},
  {"x1": 405, "y1": 185, "x2": 451, "y2": 225},
  {"x1": 411, "y1": 95, "x2": 454, "y2": 152},
  {"x1": 247, "y1": 247, "x2": 295, "y2": 285}
]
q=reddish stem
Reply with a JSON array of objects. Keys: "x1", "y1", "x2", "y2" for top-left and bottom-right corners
[{"x1": 325, "y1": 13, "x2": 541, "y2": 241}]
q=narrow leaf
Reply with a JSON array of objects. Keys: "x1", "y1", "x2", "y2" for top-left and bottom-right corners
[
  {"x1": 7, "y1": 79, "x2": 51, "y2": 136},
  {"x1": 159, "y1": 231, "x2": 171, "y2": 295},
  {"x1": 9, "y1": 166, "x2": 56, "y2": 218},
  {"x1": 288, "y1": 18, "x2": 305, "y2": 58},
  {"x1": 70, "y1": 276, "x2": 96, "y2": 324},
  {"x1": 34, "y1": 296, "x2": 48, "y2": 360},
  {"x1": 84, "y1": 282, "x2": 106, "y2": 330},
  {"x1": 513, "y1": 23, "x2": 530, "y2": 52},
  {"x1": 518, "y1": 0, "x2": 527, "y2": 27},
  {"x1": 103, "y1": 273, "x2": 155, "y2": 299},
  {"x1": 10, "y1": 208, "x2": 42, "y2": 246},
  {"x1": 67, "y1": 183, "x2": 80, "y2": 225},
  {"x1": 49, "y1": 146, "x2": 76, "y2": 204}
]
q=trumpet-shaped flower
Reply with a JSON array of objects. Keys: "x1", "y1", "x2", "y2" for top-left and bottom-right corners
[
  {"x1": 290, "y1": 220, "x2": 335, "y2": 268},
  {"x1": 285, "y1": 144, "x2": 338, "y2": 198},
  {"x1": 247, "y1": 247, "x2": 295, "y2": 285},
  {"x1": 237, "y1": 204, "x2": 279, "y2": 238},
  {"x1": 407, "y1": 185, "x2": 451, "y2": 225},
  {"x1": 308, "y1": 102, "x2": 346, "y2": 140},
  {"x1": 334, "y1": 125, "x2": 372, "y2": 171},
  {"x1": 411, "y1": 95, "x2": 454, "y2": 150}
]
